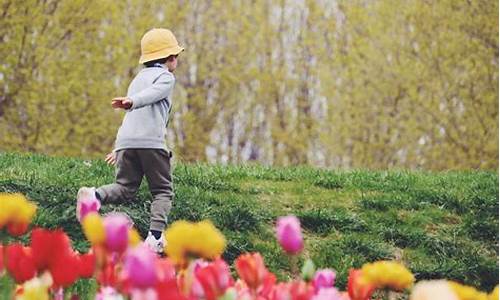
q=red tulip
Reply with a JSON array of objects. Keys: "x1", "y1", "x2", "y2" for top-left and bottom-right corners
[
  {"x1": 276, "y1": 216, "x2": 304, "y2": 255},
  {"x1": 195, "y1": 259, "x2": 234, "y2": 300},
  {"x1": 290, "y1": 281, "x2": 315, "y2": 300},
  {"x1": 7, "y1": 222, "x2": 29, "y2": 237},
  {"x1": 235, "y1": 252, "x2": 269, "y2": 290},
  {"x1": 31, "y1": 228, "x2": 72, "y2": 272},
  {"x1": 270, "y1": 282, "x2": 291, "y2": 300},
  {"x1": 155, "y1": 258, "x2": 176, "y2": 283},
  {"x1": 157, "y1": 278, "x2": 187, "y2": 300},
  {"x1": 96, "y1": 257, "x2": 119, "y2": 287},
  {"x1": 0, "y1": 244, "x2": 3, "y2": 273},
  {"x1": 50, "y1": 252, "x2": 80, "y2": 288},
  {"x1": 5, "y1": 244, "x2": 36, "y2": 283},
  {"x1": 347, "y1": 269, "x2": 375, "y2": 300},
  {"x1": 258, "y1": 272, "x2": 277, "y2": 298},
  {"x1": 78, "y1": 251, "x2": 96, "y2": 278}
]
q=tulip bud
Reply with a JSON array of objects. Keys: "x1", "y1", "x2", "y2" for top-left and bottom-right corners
[
  {"x1": 103, "y1": 213, "x2": 130, "y2": 253},
  {"x1": 301, "y1": 259, "x2": 316, "y2": 282},
  {"x1": 312, "y1": 269, "x2": 336, "y2": 292},
  {"x1": 275, "y1": 216, "x2": 303, "y2": 255},
  {"x1": 82, "y1": 213, "x2": 105, "y2": 246}
]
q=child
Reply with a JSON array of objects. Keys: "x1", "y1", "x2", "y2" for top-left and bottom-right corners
[{"x1": 77, "y1": 28, "x2": 184, "y2": 254}]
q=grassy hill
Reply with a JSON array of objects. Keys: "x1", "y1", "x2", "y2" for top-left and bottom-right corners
[{"x1": 0, "y1": 152, "x2": 498, "y2": 293}]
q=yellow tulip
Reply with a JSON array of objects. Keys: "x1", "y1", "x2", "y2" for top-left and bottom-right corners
[
  {"x1": 128, "y1": 228, "x2": 142, "y2": 247},
  {"x1": 489, "y1": 286, "x2": 498, "y2": 300},
  {"x1": 449, "y1": 281, "x2": 489, "y2": 300},
  {"x1": 0, "y1": 193, "x2": 37, "y2": 229},
  {"x1": 15, "y1": 276, "x2": 51, "y2": 300},
  {"x1": 360, "y1": 261, "x2": 415, "y2": 291},
  {"x1": 82, "y1": 213, "x2": 105, "y2": 245},
  {"x1": 165, "y1": 220, "x2": 226, "y2": 267}
]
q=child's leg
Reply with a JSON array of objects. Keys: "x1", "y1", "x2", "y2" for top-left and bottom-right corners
[
  {"x1": 139, "y1": 149, "x2": 174, "y2": 232},
  {"x1": 96, "y1": 149, "x2": 144, "y2": 203}
]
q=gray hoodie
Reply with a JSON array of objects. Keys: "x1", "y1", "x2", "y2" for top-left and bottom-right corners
[{"x1": 114, "y1": 65, "x2": 175, "y2": 151}]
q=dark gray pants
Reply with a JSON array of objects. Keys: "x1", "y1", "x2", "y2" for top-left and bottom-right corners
[{"x1": 96, "y1": 149, "x2": 174, "y2": 232}]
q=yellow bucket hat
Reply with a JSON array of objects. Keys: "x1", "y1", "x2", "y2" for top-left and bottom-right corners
[{"x1": 139, "y1": 28, "x2": 184, "y2": 64}]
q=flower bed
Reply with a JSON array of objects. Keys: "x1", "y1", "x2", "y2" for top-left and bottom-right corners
[{"x1": 0, "y1": 193, "x2": 498, "y2": 300}]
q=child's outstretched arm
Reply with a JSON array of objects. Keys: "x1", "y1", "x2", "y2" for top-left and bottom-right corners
[{"x1": 120, "y1": 72, "x2": 175, "y2": 110}]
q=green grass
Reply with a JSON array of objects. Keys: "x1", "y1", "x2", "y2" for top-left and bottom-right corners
[{"x1": 0, "y1": 152, "x2": 498, "y2": 295}]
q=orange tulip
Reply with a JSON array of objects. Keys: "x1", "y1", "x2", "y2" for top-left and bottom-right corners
[
  {"x1": 347, "y1": 269, "x2": 375, "y2": 300},
  {"x1": 235, "y1": 252, "x2": 269, "y2": 290}
]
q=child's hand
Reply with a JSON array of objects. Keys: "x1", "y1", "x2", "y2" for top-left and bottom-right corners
[
  {"x1": 111, "y1": 97, "x2": 133, "y2": 109},
  {"x1": 105, "y1": 152, "x2": 116, "y2": 166}
]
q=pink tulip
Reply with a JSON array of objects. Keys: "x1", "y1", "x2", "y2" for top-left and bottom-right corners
[
  {"x1": 103, "y1": 213, "x2": 130, "y2": 253},
  {"x1": 76, "y1": 197, "x2": 100, "y2": 222},
  {"x1": 123, "y1": 245, "x2": 158, "y2": 289},
  {"x1": 270, "y1": 282, "x2": 291, "y2": 300},
  {"x1": 183, "y1": 259, "x2": 208, "y2": 298},
  {"x1": 131, "y1": 288, "x2": 158, "y2": 300},
  {"x1": 95, "y1": 287, "x2": 122, "y2": 300},
  {"x1": 311, "y1": 287, "x2": 343, "y2": 300},
  {"x1": 275, "y1": 216, "x2": 303, "y2": 255},
  {"x1": 312, "y1": 269, "x2": 336, "y2": 292}
]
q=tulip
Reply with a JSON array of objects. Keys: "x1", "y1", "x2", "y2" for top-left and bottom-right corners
[
  {"x1": 50, "y1": 251, "x2": 80, "y2": 288},
  {"x1": 490, "y1": 286, "x2": 499, "y2": 300},
  {"x1": 270, "y1": 282, "x2": 291, "y2": 300},
  {"x1": 275, "y1": 216, "x2": 303, "y2": 255},
  {"x1": 5, "y1": 244, "x2": 36, "y2": 284},
  {"x1": 312, "y1": 269, "x2": 336, "y2": 292},
  {"x1": 312, "y1": 288, "x2": 344, "y2": 300},
  {"x1": 131, "y1": 288, "x2": 158, "y2": 300},
  {"x1": 235, "y1": 253, "x2": 269, "y2": 290},
  {"x1": 0, "y1": 193, "x2": 37, "y2": 236},
  {"x1": 360, "y1": 261, "x2": 415, "y2": 291},
  {"x1": 95, "y1": 286, "x2": 125, "y2": 300},
  {"x1": 155, "y1": 258, "x2": 176, "y2": 283},
  {"x1": 156, "y1": 278, "x2": 187, "y2": 300},
  {"x1": 129, "y1": 228, "x2": 142, "y2": 247},
  {"x1": 165, "y1": 220, "x2": 226, "y2": 267},
  {"x1": 290, "y1": 280, "x2": 315, "y2": 300},
  {"x1": 218, "y1": 287, "x2": 238, "y2": 300},
  {"x1": 258, "y1": 272, "x2": 277, "y2": 299},
  {"x1": 0, "y1": 244, "x2": 3, "y2": 274},
  {"x1": 409, "y1": 280, "x2": 458, "y2": 300},
  {"x1": 448, "y1": 281, "x2": 489, "y2": 300},
  {"x1": 82, "y1": 213, "x2": 105, "y2": 246},
  {"x1": 270, "y1": 281, "x2": 315, "y2": 300},
  {"x1": 122, "y1": 245, "x2": 158, "y2": 289},
  {"x1": 196, "y1": 259, "x2": 234, "y2": 300},
  {"x1": 103, "y1": 213, "x2": 130, "y2": 253},
  {"x1": 78, "y1": 251, "x2": 96, "y2": 278},
  {"x1": 76, "y1": 196, "x2": 101, "y2": 222},
  {"x1": 31, "y1": 228, "x2": 72, "y2": 272},
  {"x1": 347, "y1": 269, "x2": 375, "y2": 300},
  {"x1": 301, "y1": 259, "x2": 316, "y2": 281},
  {"x1": 17, "y1": 275, "x2": 52, "y2": 300}
]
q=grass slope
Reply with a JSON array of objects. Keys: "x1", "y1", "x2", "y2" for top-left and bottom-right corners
[{"x1": 0, "y1": 152, "x2": 498, "y2": 293}]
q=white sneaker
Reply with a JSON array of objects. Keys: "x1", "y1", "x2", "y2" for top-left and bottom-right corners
[
  {"x1": 77, "y1": 186, "x2": 97, "y2": 202},
  {"x1": 76, "y1": 187, "x2": 98, "y2": 221},
  {"x1": 144, "y1": 232, "x2": 165, "y2": 254}
]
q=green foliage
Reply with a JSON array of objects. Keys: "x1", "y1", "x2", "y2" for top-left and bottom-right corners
[
  {"x1": 0, "y1": 152, "x2": 498, "y2": 293},
  {"x1": 0, "y1": 1, "x2": 497, "y2": 169}
]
